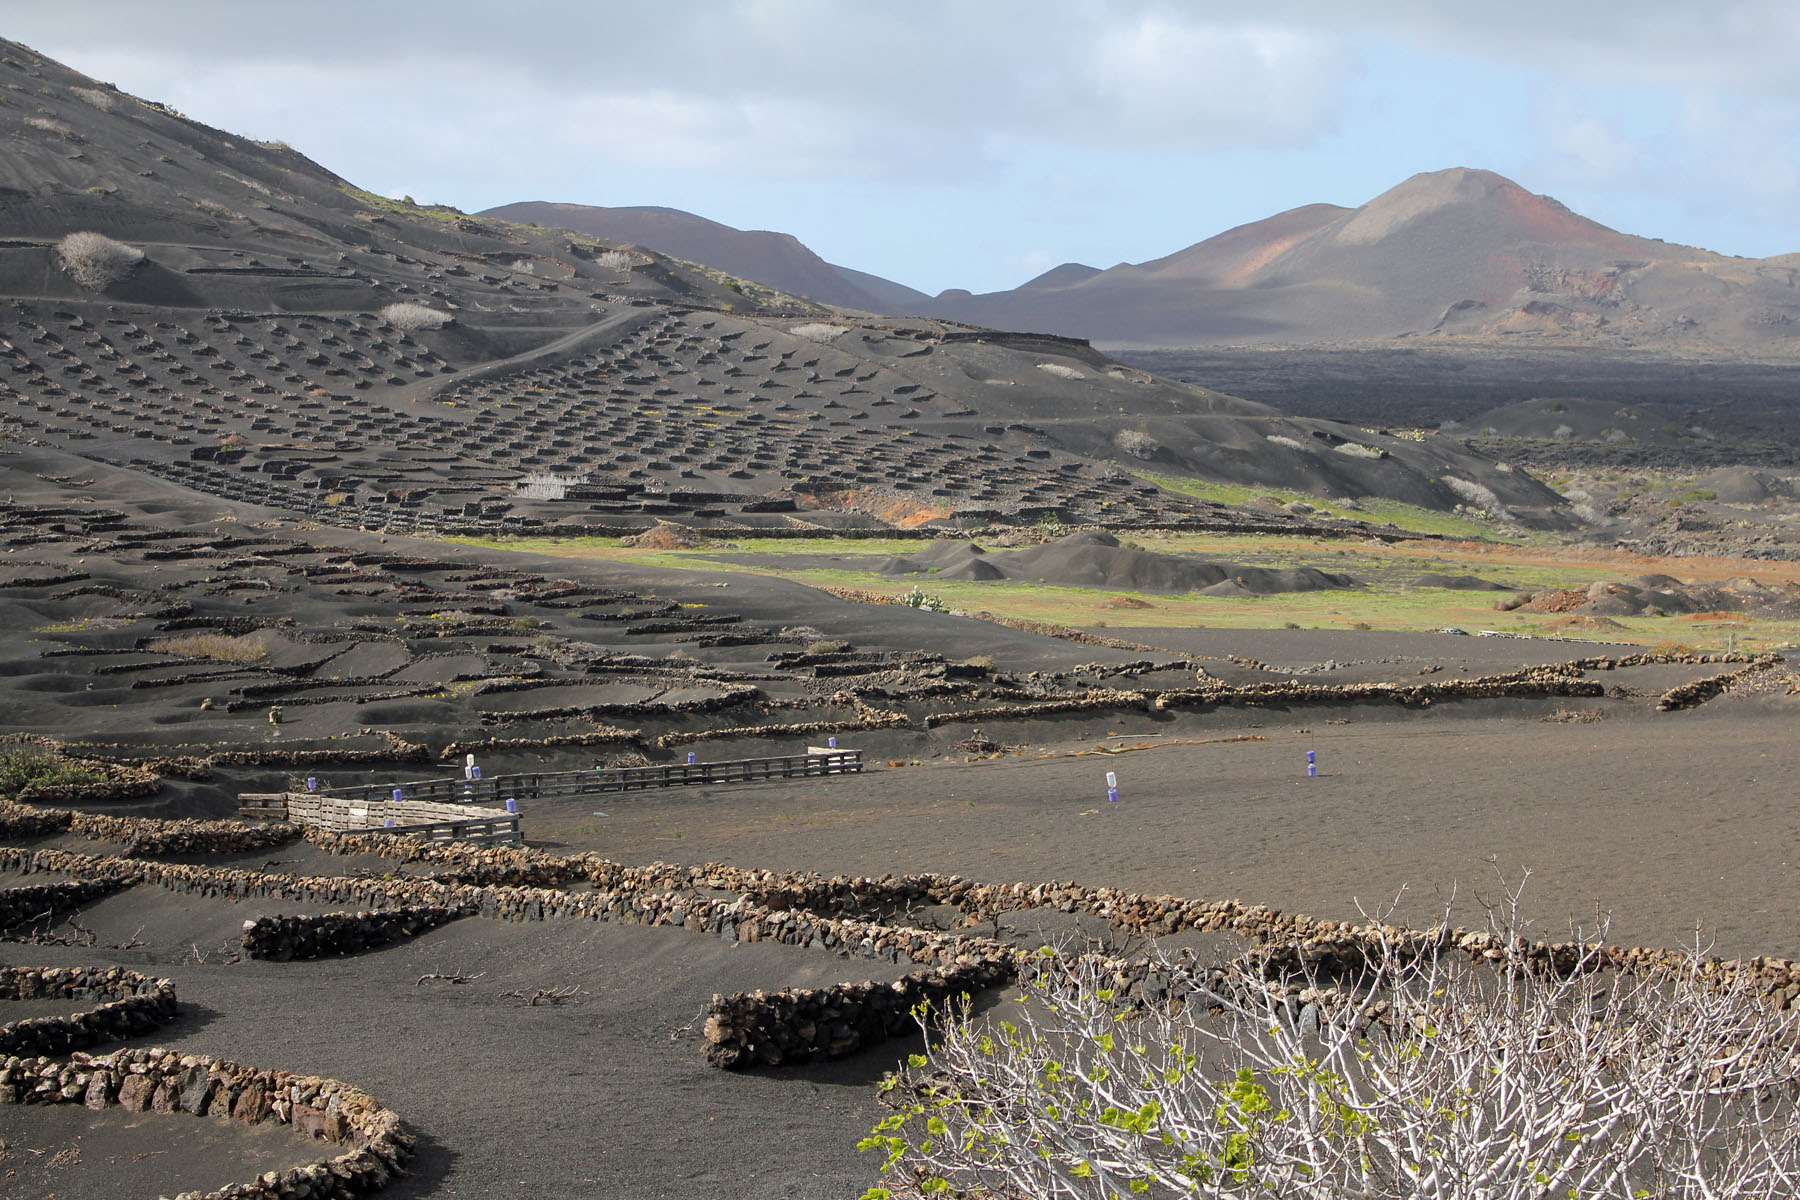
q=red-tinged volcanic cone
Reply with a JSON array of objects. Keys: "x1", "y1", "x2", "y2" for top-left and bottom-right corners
[{"x1": 918, "y1": 167, "x2": 1800, "y2": 354}]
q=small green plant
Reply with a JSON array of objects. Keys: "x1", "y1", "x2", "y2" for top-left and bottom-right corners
[
  {"x1": 0, "y1": 749, "x2": 105, "y2": 799},
  {"x1": 902, "y1": 586, "x2": 948, "y2": 612}
]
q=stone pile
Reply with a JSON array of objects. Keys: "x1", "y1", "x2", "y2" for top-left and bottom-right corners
[
  {"x1": 0, "y1": 1046, "x2": 412, "y2": 1200},
  {"x1": 242, "y1": 905, "x2": 476, "y2": 960},
  {"x1": 0, "y1": 965, "x2": 178, "y2": 1056}
]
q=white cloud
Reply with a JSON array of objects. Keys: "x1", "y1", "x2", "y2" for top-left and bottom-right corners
[
  {"x1": 11, "y1": 2, "x2": 1354, "y2": 183},
  {"x1": 1672, "y1": 93, "x2": 1800, "y2": 227},
  {"x1": 1088, "y1": 17, "x2": 1347, "y2": 148},
  {"x1": 1531, "y1": 96, "x2": 1649, "y2": 188},
  {"x1": 1524, "y1": 85, "x2": 1800, "y2": 248},
  {"x1": 1297, "y1": 0, "x2": 1800, "y2": 99}
]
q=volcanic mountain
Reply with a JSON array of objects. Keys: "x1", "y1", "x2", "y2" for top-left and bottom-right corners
[
  {"x1": 480, "y1": 201, "x2": 929, "y2": 314},
  {"x1": 917, "y1": 168, "x2": 1800, "y2": 353},
  {"x1": 0, "y1": 39, "x2": 1568, "y2": 531}
]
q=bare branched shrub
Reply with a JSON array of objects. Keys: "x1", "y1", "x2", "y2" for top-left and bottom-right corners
[
  {"x1": 595, "y1": 249, "x2": 641, "y2": 272},
  {"x1": 1112, "y1": 429, "x2": 1160, "y2": 460},
  {"x1": 25, "y1": 116, "x2": 75, "y2": 138},
  {"x1": 378, "y1": 302, "x2": 453, "y2": 332},
  {"x1": 1333, "y1": 441, "x2": 1386, "y2": 460},
  {"x1": 1443, "y1": 475, "x2": 1513, "y2": 521},
  {"x1": 865, "y1": 896, "x2": 1800, "y2": 1199},
  {"x1": 146, "y1": 632, "x2": 270, "y2": 663},
  {"x1": 57, "y1": 231, "x2": 144, "y2": 290},
  {"x1": 513, "y1": 471, "x2": 584, "y2": 502},
  {"x1": 71, "y1": 86, "x2": 116, "y2": 112},
  {"x1": 791, "y1": 322, "x2": 850, "y2": 341},
  {"x1": 1036, "y1": 363, "x2": 1086, "y2": 381}
]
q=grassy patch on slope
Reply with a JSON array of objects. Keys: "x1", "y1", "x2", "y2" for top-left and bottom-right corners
[{"x1": 1135, "y1": 471, "x2": 1521, "y2": 541}]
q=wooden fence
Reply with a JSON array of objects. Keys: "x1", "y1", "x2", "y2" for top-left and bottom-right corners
[{"x1": 302, "y1": 749, "x2": 864, "y2": 806}]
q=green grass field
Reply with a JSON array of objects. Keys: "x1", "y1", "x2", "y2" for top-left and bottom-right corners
[{"x1": 445, "y1": 529, "x2": 1795, "y2": 653}]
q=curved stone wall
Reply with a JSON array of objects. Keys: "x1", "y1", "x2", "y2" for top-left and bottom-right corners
[
  {"x1": 0, "y1": 965, "x2": 179, "y2": 1056},
  {"x1": 0, "y1": 1046, "x2": 412, "y2": 1200}
]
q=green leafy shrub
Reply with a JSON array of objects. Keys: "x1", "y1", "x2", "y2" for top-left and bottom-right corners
[{"x1": 0, "y1": 749, "x2": 105, "y2": 799}]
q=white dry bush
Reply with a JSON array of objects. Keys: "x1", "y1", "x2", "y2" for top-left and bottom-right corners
[
  {"x1": 57, "y1": 231, "x2": 144, "y2": 291},
  {"x1": 1113, "y1": 429, "x2": 1161, "y2": 460},
  {"x1": 791, "y1": 322, "x2": 850, "y2": 342},
  {"x1": 1565, "y1": 488, "x2": 1609, "y2": 525},
  {"x1": 1036, "y1": 363, "x2": 1086, "y2": 381},
  {"x1": 513, "y1": 471, "x2": 584, "y2": 501},
  {"x1": 378, "y1": 302, "x2": 452, "y2": 332},
  {"x1": 1264, "y1": 434, "x2": 1308, "y2": 452},
  {"x1": 1443, "y1": 475, "x2": 1512, "y2": 521},
  {"x1": 595, "y1": 249, "x2": 639, "y2": 272},
  {"x1": 865, "y1": 894, "x2": 1800, "y2": 1199},
  {"x1": 1333, "y1": 441, "x2": 1386, "y2": 460},
  {"x1": 25, "y1": 116, "x2": 74, "y2": 138},
  {"x1": 71, "y1": 86, "x2": 116, "y2": 112}
]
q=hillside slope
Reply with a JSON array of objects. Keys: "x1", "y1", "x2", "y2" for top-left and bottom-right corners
[
  {"x1": 0, "y1": 41, "x2": 1567, "y2": 531},
  {"x1": 481, "y1": 201, "x2": 926, "y2": 313}
]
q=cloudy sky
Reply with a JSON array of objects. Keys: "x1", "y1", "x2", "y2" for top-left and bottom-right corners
[{"x1": 11, "y1": 2, "x2": 1800, "y2": 294}]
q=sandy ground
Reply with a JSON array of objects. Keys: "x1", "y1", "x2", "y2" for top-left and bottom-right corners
[
  {"x1": 11, "y1": 679, "x2": 1796, "y2": 1199},
  {"x1": 537, "y1": 704, "x2": 1800, "y2": 961}
]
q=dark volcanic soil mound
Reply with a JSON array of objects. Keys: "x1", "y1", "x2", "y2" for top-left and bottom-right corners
[
  {"x1": 1411, "y1": 572, "x2": 1512, "y2": 591},
  {"x1": 877, "y1": 531, "x2": 1361, "y2": 594},
  {"x1": 1697, "y1": 466, "x2": 1796, "y2": 504}
]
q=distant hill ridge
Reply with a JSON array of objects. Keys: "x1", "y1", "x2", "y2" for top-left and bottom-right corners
[
  {"x1": 480, "y1": 201, "x2": 929, "y2": 314},
  {"x1": 492, "y1": 170, "x2": 1800, "y2": 356}
]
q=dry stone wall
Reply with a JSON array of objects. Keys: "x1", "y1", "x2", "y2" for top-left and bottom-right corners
[
  {"x1": 0, "y1": 1046, "x2": 412, "y2": 1200},
  {"x1": 703, "y1": 959, "x2": 1012, "y2": 1069},
  {"x1": 0, "y1": 876, "x2": 133, "y2": 929},
  {"x1": 12, "y1": 793, "x2": 1800, "y2": 1075},
  {"x1": 0, "y1": 965, "x2": 178, "y2": 1056},
  {"x1": 242, "y1": 905, "x2": 476, "y2": 961},
  {"x1": 0, "y1": 797, "x2": 302, "y2": 856},
  {"x1": 1657, "y1": 654, "x2": 1782, "y2": 710}
]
